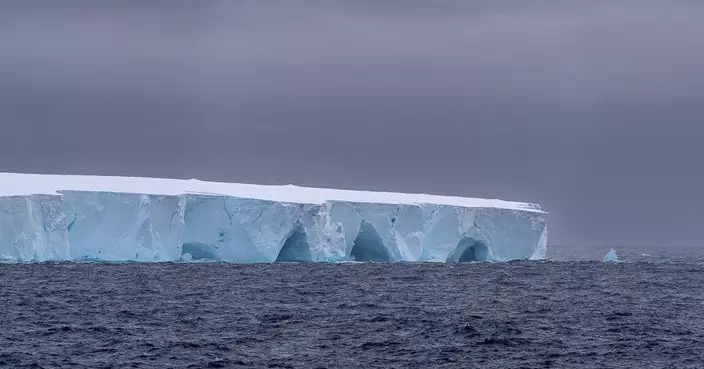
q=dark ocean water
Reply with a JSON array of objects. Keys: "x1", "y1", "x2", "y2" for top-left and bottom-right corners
[{"x1": 2, "y1": 245, "x2": 704, "y2": 368}]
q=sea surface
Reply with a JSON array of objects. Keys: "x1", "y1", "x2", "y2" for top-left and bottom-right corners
[{"x1": 1, "y1": 245, "x2": 703, "y2": 368}]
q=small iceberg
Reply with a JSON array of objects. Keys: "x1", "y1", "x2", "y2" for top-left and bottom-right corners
[{"x1": 603, "y1": 248, "x2": 619, "y2": 263}]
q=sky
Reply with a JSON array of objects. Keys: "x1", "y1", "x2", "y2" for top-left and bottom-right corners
[{"x1": 1, "y1": 0, "x2": 703, "y2": 247}]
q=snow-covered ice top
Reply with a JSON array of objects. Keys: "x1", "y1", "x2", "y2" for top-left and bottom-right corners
[
  {"x1": 0, "y1": 173, "x2": 544, "y2": 213},
  {"x1": 0, "y1": 172, "x2": 548, "y2": 263}
]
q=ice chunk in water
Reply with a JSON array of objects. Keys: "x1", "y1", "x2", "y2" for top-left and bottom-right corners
[{"x1": 603, "y1": 248, "x2": 619, "y2": 262}]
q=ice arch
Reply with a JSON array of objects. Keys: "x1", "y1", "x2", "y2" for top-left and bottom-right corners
[
  {"x1": 276, "y1": 225, "x2": 312, "y2": 262},
  {"x1": 448, "y1": 237, "x2": 489, "y2": 262},
  {"x1": 181, "y1": 242, "x2": 220, "y2": 261},
  {"x1": 349, "y1": 221, "x2": 391, "y2": 261}
]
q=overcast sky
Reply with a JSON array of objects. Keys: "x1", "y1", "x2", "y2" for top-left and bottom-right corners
[{"x1": 1, "y1": 1, "x2": 703, "y2": 247}]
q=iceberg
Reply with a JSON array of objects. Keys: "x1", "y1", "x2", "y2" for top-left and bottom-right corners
[
  {"x1": 603, "y1": 248, "x2": 619, "y2": 262},
  {"x1": 0, "y1": 172, "x2": 548, "y2": 263}
]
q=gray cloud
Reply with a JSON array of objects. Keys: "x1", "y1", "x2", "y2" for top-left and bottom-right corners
[{"x1": 1, "y1": 0, "x2": 703, "y2": 246}]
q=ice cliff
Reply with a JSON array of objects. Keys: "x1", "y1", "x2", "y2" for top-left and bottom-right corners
[{"x1": 0, "y1": 173, "x2": 548, "y2": 263}]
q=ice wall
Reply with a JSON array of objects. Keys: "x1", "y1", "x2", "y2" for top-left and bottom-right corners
[
  {"x1": 61, "y1": 191, "x2": 185, "y2": 261},
  {"x1": 182, "y1": 195, "x2": 316, "y2": 262},
  {"x1": 0, "y1": 194, "x2": 70, "y2": 261},
  {"x1": 0, "y1": 174, "x2": 548, "y2": 263}
]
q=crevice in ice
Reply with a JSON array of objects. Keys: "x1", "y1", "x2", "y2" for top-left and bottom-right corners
[
  {"x1": 222, "y1": 198, "x2": 233, "y2": 226},
  {"x1": 449, "y1": 237, "x2": 489, "y2": 262},
  {"x1": 275, "y1": 224, "x2": 312, "y2": 262},
  {"x1": 181, "y1": 242, "x2": 220, "y2": 261},
  {"x1": 67, "y1": 213, "x2": 77, "y2": 232},
  {"x1": 349, "y1": 221, "x2": 391, "y2": 262}
]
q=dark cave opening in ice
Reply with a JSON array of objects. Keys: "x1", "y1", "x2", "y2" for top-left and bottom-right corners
[
  {"x1": 276, "y1": 225, "x2": 312, "y2": 262},
  {"x1": 349, "y1": 221, "x2": 391, "y2": 262},
  {"x1": 181, "y1": 242, "x2": 220, "y2": 261},
  {"x1": 455, "y1": 237, "x2": 489, "y2": 262}
]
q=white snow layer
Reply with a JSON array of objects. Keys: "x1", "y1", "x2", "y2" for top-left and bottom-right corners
[{"x1": 0, "y1": 173, "x2": 548, "y2": 262}]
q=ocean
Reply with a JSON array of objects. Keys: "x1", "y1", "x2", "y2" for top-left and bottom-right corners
[{"x1": 1, "y1": 244, "x2": 703, "y2": 368}]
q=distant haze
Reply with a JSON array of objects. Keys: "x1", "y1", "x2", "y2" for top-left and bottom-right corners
[{"x1": 1, "y1": 0, "x2": 703, "y2": 247}]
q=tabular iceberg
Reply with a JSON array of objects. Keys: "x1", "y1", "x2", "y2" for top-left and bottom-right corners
[{"x1": 0, "y1": 173, "x2": 548, "y2": 263}]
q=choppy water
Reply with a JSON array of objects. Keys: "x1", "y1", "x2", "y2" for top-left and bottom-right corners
[{"x1": 1, "y1": 245, "x2": 703, "y2": 368}]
